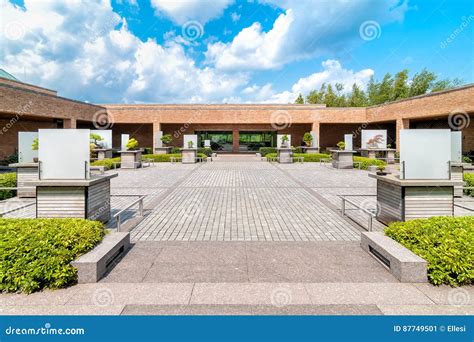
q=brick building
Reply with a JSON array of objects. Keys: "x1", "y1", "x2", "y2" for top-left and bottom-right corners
[{"x1": 0, "y1": 73, "x2": 473, "y2": 159}]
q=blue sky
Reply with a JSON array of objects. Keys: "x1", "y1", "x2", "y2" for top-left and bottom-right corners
[{"x1": 1, "y1": 0, "x2": 473, "y2": 104}]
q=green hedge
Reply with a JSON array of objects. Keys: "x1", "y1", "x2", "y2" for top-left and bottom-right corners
[
  {"x1": 170, "y1": 147, "x2": 181, "y2": 154},
  {"x1": 259, "y1": 147, "x2": 277, "y2": 156},
  {"x1": 142, "y1": 153, "x2": 208, "y2": 162},
  {"x1": 353, "y1": 156, "x2": 386, "y2": 170},
  {"x1": 91, "y1": 157, "x2": 121, "y2": 170},
  {"x1": 0, "y1": 173, "x2": 16, "y2": 200},
  {"x1": 0, "y1": 218, "x2": 106, "y2": 293},
  {"x1": 198, "y1": 147, "x2": 213, "y2": 157},
  {"x1": 464, "y1": 173, "x2": 474, "y2": 197},
  {"x1": 295, "y1": 153, "x2": 331, "y2": 162},
  {"x1": 385, "y1": 216, "x2": 474, "y2": 286}
]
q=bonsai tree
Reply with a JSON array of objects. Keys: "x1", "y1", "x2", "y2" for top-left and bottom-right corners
[
  {"x1": 386, "y1": 144, "x2": 392, "y2": 149},
  {"x1": 281, "y1": 135, "x2": 289, "y2": 147},
  {"x1": 90, "y1": 133, "x2": 104, "y2": 149},
  {"x1": 187, "y1": 140, "x2": 194, "y2": 148},
  {"x1": 161, "y1": 134, "x2": 172, "y2": 146},
  {"x1": 31, "y1": 138, "x2": 39, "y2": 151},
  {"x1": 376, "y1": 165, "x2": 387, "y2": 175},
  {"x1": 303, "y1": 132, "x2": 313, "y2": 147},
  {"x1": 126, "y1": 138, "x2": 139, "y2": 150},
  {"x1": 337, "y1": 141, "x2": 346, "y2": 150}
]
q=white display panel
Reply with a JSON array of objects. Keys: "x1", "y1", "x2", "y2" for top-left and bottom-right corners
[
  {"x1": 183, "y1": 134, "x2": 198, "y2": 148},
  {"x1": 451, "y1": 131, "x2": 462, "y2": 163},
  {"x1": 18, "y1": 132, "x2": 38, "y2": 163},
  {"x1": 277, "y1": 134, "x2": 291, "y2": 148},
  {"x1": 155, "y1": 131, "x2": 163, "y2": 148},
  {"x1": 39, "y1": 129, "x2": 90, "y2": 180},
  {"x1": 344, "y1": 134, "x2": 353, "y2": 151},
  {"x1": 400, "y1": 129, "x2": 451, "y2": 180},
  {"x1": 204, "y1": 140, "x2": 211, "y2": 147},
  {"x1": 310, "y1": 131, "x2": 318, "y2": 147},
  {"x1": 121, "y1": 134, "x2": 130, "y2": 151},
  {"x1": 361, "y1": 130, "x2": 387, "y2": 149},
  {"x1": 91, "y1": 130, "x2": 112, "y2": 149}
]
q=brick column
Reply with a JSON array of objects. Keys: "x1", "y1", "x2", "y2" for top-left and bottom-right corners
[
  {"x1": 153, "y1": 122, "x2": 161, "y2": 150},
  {"x1": 232, "y1": 126, "x2": 239, "y2": 153},
  {"x1": 396, "y1": 118, "x2": 409, "y2": 151},
  {"x1": 311, "y1": 121, "x2": 320, "y2": 147},
  {"x1": 63, "y1": 118, "x2": 77, "y2": 129}
]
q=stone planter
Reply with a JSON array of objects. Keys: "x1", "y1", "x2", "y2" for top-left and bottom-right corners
[
  {"x1": 9, "y1": 162, "x2": 38, "y2": 198},
  {"x1": 369, "y1": 173, "x2": 461, "y2": 225},
  {"x1": 277, "y1": 148, "x2": 293, "y2": 164},
  {"x1": 119, "y1": 150, "x2": 142, "y2": 169},
  {"x1": 359, "y1": 148, "x2": 397, "y2": 164},
  {"x1": 154, "y1": 146, "x2": 173, "y2": 155},
  {"x1": 94, "y1": 148, "x2": 113, "y2": 160},
  {"x1": 181, "y1": 148, "x2": 197, "y2": 164},
  {"x1": 304, "y1": 147, "x2": 320, "y2": 154},
  {"x1": 330, "y1": 150, "x2": 355, "y2": 169},
  {"x1": 30, "y1": 173, "x2": 118, "y2": 223},
  {"x1": 450, "y1": 162, "x2": 470, "y2": 197}
]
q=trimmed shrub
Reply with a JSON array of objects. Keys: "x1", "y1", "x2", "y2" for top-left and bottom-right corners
[
  {"x1": 0, "y1": 173, "x2": 16, "y2": 200},
  {"x1": 385, "y1": 216, "x2": 474, "y2": 286},
  {"x1": 353, "y1": 156, "x2": 386, "y2": 170},
  {"x1": 142, "y1": 154, "x2": 181, "y2": 162},
  {"x1": 0, "y1": 218, "x2": 106, "y2": 293},
  {"x1": 143, "y1": 147, "x2": 153, "y2": 154},
  {"x1": 170, "y1": 147, "x2": 181, "y2": 154},
  {"x1": 259, "y1": 147, "x2": 277, "y2": 156},
  {"x1": 198, "y1": 147, "x2": 212, "y2": 157},
  {"x1": 464, "y1": 173, "x2": 474, "y2": 197},
  {"x1": 265, "y1": 153, "x2": 330, "y2": 162},
  {"x1": 91, "y1": 157, "x2": 121, "y2": 170}
]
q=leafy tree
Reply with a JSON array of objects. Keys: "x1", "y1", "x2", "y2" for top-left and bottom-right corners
[
  {"x1": 306, "y1": 83, "x2": 326, "y2": 104},
  {"x1": 391, "y1": 69, "x2": 409, "y2": 101},
  {"x1": 333, "y1": 83, "x2": 347, "y2": 107},
  {"x1": 323, "y1": 84, "x2": 337, "y2": 107},
  {"x1": 431, "y1": 78, "x2": 463, "y2": 92},
  {"x1": 376, "y1": 73, "x2": 393, "y2": 104},
  {"x1": 348, "y1": 83, "x2": 367, "y2": 107},
  {"x1": 409, "y1": 68, "x2": 436, "y2": 97},
  {"x1": 295, "y1": 93, "x2": 304, "y2": 104},
  {"x1": 366, "y1": 75, "x2": 379, "y2": 106}
]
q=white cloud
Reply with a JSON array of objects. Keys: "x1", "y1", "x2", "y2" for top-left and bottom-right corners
[
  {"x1": 240, "y1": 60, "x2": 374, "y2": 103},
  {"x1": 150, "y1": 0, "x2": 233, "y2": 25},
  {"x1": 206, "y1": 0, "x2": 409, "y2": 71},
  {"x1": 0, "y1": 0, "x2": 246, "y2": 103},
  {"x1": 231, "y1": 12, "x2": 240, "y2": 22}
]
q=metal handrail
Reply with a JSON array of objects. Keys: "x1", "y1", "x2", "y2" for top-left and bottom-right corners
[
  {"x1": 339, "y1": 195, "x2": 377, "y2": 231},
  {"x1": 112, "y1": 195, "x2": 146, "y2": 231}
]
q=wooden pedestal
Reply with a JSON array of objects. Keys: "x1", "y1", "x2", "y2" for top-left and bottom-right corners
[
  {"x1": 119, "y1": 150, "x2": 142, "y2": 169},
  {"x1": 95, "y1": 149, "x2": 113, "y2": 160},
  {"x1": 277, "y1": 148, "x2": 293, "y2": 163},
  {"x1": 154, "y1": 147, "x2": 172, "y2": 155},
  {"x1": 9, "y1": 163, "x2": 38, "y2": 198},
  {"x1": 330, "y1": 150, "x2": 355, "y2": 169},
  {"x1": 181, "y1": 148, "x2": 197, "y2": 163}
]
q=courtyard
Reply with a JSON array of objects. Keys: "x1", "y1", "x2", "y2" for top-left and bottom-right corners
[{"x1": 1, "y1": 155, "x2": 473, "y2": 316}]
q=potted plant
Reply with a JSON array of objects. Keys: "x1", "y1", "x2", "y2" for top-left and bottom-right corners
[
  {"x1": 337, "y1": 141, "x2": 346, "y2": 150},
  {"x1": 187, "y1": 140, "x2": 194, "y2": 149},
  {"x1": 126, "y1": 138, "x2": 139, "y2": 151},
  {"x1": 161, "y1": 134, "x2": 172, "y2": 146},
  {"x1": 303, "y1": 132, "x2": 313, "y2": 147},
  {"x1": 376, "y1": 165, "x2": 388, "y2": 176},
  {"x1": 31, "y1": 138, "x2": 39, "y2": 162},
  {"x1": 281, "y1": 135, "x2": 289, "y2": 148}
]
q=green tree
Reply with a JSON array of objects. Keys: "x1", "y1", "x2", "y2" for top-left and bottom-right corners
[
  {"x1": 366, "y1": 75, "x2": 379, "y2": 106},
  {"x1": 431, "y1": 78, "x2": 463, "y2": 92},
  {"x1": 306, "y1": 83, "x2": 326, "y2": 104},
  {"x1": 333, "y1": 83, "x2": 347, "y2": 107},
  {"x1": 323, "y1": 84, "x2": 337, "y2": 107},
  {"x1": 409, "y1": 68, "x2": 436, "y2": 97},
  {"x1": 295, "y1": 93, "x2": 304, "y2": 104},
  {"x1": 348, "y1": 83, "x2": 367, "y2": 107},
  {"x1": 376, "y1": 73, "x2": 393, "y2": 104},
  {"x1": 391, "y1": 69, "x2": 409, "y2": 101}
]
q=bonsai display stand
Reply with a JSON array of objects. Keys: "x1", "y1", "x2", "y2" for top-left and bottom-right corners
[
  {"x1": 330, "y1": 150, "x2": 355, "y2": 169},
  {"x1": 119, "y1": 150, "x2": 142, "y2": 169},
  {"x1": 369, "y1": 174, "x2": 461, "y2": 225},
  {"x1": 9, "y1": 162, "x2": 38, "y2": 198},
  {"x1": 181, "y1": 148, "x2": 197, "y2": 163},
  {"x1": 94, "y1": 148, "x2": 113, "y2": 160},
  {"x1": 30, "y1": 173, "x2": 118, "y2": 223},
  {"x1": 359, "y1": 148, "x2": 397, "y2": 164},
  {"x1": 303, "y1": 147, "x2": 320, "y2": 154},
  {"x1": 154, "y1": 147, "x2": 173, "y2": 155},
  {"x1": 450, "y1": 162, "x2": 470, "y2": 197},
  {"x1": 277, "y1": 148, "x2": 293, "y2": 163}
]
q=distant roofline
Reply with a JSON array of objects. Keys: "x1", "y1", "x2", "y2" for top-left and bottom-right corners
[{"x1": 0, "y1": 76, "x2": 58, "y2": 94}]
